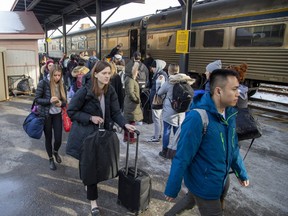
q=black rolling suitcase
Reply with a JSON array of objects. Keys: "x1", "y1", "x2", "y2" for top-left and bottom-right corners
[{"x1": 117, "y1": 130, "x2": 152, "y2": 214}]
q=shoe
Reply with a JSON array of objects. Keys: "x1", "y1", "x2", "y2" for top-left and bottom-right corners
[
  {"x1": 91, "y1": 207, "x2": 101, "y2": 216},
  {"x1": 49, "y1": 158, "x2": 57, "y2": 170},
  {"x1": 53, "y1": 151, "x2": 62, "y2": 163},
  {"x1": 159, "y1": 149, "x2": 168, "y2": 159},
  {"x1": 147, "y1": 136, "x2": 160, "y2": 142}
]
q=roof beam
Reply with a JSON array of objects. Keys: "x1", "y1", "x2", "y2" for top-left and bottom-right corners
[{"x1": 27, "y1": 0, "x2": 42, "y2": 11}]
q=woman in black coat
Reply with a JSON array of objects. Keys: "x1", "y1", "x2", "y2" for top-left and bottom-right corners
[
  {"x1": 35, "y1": 64, "x2": 67, "y2": 170},
  {"x1": 66, "y1": 60, "x2": 135, "y2": 216}
]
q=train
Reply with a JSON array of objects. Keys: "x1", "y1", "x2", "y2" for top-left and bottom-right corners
[{"x1": 44, "y1": 0, "x2": 288, "y2": 89}]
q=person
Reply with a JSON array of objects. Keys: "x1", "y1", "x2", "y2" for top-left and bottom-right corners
[
  {"x1": 35, "y1": 64, "x2": 67, "y2": 170},
  {"x1": 204, "y1": 60, "x2": 222, "y2": 92},
  {"x1": 164, "y1": 69, "x2": 249, "y2": 216},
  {"x1": 66, "y1": 60, "x2": 136, "y2": 216},
  {"x1": 157, "y1": 63, "x2": 195, "y2": 158},
  {"x1": 143, "y1": 53, "x2": 154, "y2": 88},
  {"x1": 40, "y1": 59, "x2": 54, "y2": 81},
  {"x1": 125, "y1": 51, "x2": 149, "y2": 89},
  {"x1": 71, "y1": 60, "x2": 90, "y2": 92},
  {"x1": 107, "y1": 43, "x2": 123, "y2": 58},
  {"x1": 109, "y1": 61, "x2": 124, "y2": 111},
  {"x1": 123, "y1": 62, "x2": 143, "y2": 143},
  {"x1": 147, "y1": 59, "x2": 168, "y2": 142},
  {"x1": 226, "y1": 63, "x2": 248, "y2": 108}
]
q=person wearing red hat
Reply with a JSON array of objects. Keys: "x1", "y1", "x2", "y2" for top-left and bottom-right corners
[{"x1": 40, "y1": 59, "x2": 54, "y2": 81}]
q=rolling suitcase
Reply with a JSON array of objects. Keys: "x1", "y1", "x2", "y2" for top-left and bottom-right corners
[{"x1": 117, "y1": 130, "x2": 152, "y2": 214}]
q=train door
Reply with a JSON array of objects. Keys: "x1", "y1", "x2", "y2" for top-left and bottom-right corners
[
  {"x1": 139, "y1": 24, "x2": 147, "y2": 59},
  {"x1": 129, "y1": 29, "x2": 138, "y2": 58}
]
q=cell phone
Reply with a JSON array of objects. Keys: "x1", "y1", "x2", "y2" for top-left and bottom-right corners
[{"x1": 53, "y1": 100, "x2": 59, "y2": 104}]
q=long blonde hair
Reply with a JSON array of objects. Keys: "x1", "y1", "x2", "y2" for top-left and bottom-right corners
[
  {"x1": 91, "y1": 61, "x2": 111, "y2": 96},
  {"x1": 49, "y1": 64, "x2": 67, "y2": 102}
]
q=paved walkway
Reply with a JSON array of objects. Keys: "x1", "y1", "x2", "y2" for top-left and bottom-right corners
[{"x1": 0, "y1": 95, "x2": 287, "y2": 216}]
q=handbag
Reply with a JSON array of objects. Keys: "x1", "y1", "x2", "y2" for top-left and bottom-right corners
[
  {"x1": 23, "y1": 100, "x2": 44, "y2": 139},
  {"x1": 62, "y1": 106, "x2": 72, "y2": 132},
  {"x1": 151, "y1": 94, "x2": 164, "y2": 109},
  {"x1": 236, "y1": 108, "x2": 262, "y2": 141}
]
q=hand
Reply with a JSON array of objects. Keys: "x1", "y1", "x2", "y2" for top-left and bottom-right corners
[
  {"x1": 125, "y1": 124, "x2": 136, "y2": 132},
  {"x1": 55, "y1": 100, "x2": 62, "y2": 107},
  {"x1": 50, "y1": 96, "x2": 59, "y2": 104},
  {"x1": 238, "y1": 179, "x2": 249, "y2": 187},
  {"x1": 165, "y1": 195, "x2": 174, "y2": 202},
  {"x1": 90, "y1": 116, "x2": 104, "y2": 125}
]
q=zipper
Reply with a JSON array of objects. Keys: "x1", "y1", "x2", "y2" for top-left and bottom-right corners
[{"x1": 220, "y1": 132, "x2": 225, "y2": 152}]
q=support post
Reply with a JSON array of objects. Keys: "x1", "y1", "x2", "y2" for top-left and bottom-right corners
[
  {"x1": 179, "y1": 0, "x2": 193, "y2": 74},
  {"x1": 62, "y1": 15, "x2": 67, "y2": 54},
  {"x1": 96, "y1": 0, "x2": 102, "y2": 59}
]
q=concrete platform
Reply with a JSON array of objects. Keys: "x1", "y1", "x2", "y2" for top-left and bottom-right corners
[{"x1": 0, "y1": 95, "x2": 287, "y2": 216}]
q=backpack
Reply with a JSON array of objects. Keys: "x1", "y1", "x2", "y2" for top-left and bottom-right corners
[
  {"x1": 166, "y1": 109, "x2": 209, "y2": 159},
  {"x1": 170, "y1": 82, "x2": 194, "y2": 113}
]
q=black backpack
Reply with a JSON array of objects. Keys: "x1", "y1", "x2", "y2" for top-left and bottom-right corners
[{"x1": 170, "y1": 82, "x2": 194, "y2": 113}]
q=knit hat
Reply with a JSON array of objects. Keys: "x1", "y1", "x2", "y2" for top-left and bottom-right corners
[
  {"x1": 114, "y1": 54, "x2": 122, "y2": 60},
  {"x1": 45, "y1": 59, "x2": 54, "y2": 69},
  {"x1": 206, "y1": 60, "x2": 222, "y2": 73}
]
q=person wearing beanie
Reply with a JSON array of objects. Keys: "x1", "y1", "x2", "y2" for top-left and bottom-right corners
[
  {"x1": 40, "y1": 59, "x2": 54, "y2": 81},
  {"x1": 204, "y1": 60, "x2": 222, "y2": 93}
]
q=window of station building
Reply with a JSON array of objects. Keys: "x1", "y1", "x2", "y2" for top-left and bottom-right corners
[
  {"x1": 235, "y1": 24, "x2": 285, "y2": 47},
  {"x1": 78, "y1": 41, "x2": 85, "y2": 50},
  {"x1": 87, "y1": 40, "x2": 96, "y2": 49},
  {"x1": 203, "y1": 29, "x2": 224, "y2": 47},
  {"x1": 190, "y1": 32, "x2": 196, "y2": 47}
]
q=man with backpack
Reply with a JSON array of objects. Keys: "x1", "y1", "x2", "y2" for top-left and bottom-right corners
[{"x1": 164, "y1": 69, "x2": 249, "y2": 216}]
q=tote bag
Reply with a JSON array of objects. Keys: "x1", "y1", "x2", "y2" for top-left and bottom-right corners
[
  {"x1": 23, "y1": 112, "x2": 44, "y2": 139},
  {"x1": 151, "y1": 94, "x2": 164, "y2": 109}
]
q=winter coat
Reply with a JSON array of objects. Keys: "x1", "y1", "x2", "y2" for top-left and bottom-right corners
[
  {"x1": 165, "y1": 93, "x2": 249, "y2": 200},
  {"x1": 35, "y1": 78, "x2": 66, "y2": 117},
  {"x1": 110, "y1": 73, "x2": 124, "y2": 110},
  {"x1": 158, "y1": 73, "x2": 195, "y2": 126},
  {"x1": 123, "y1": 75, "x2": 143, "y2": 122},
  {"x1": 149, "y1": 60, "x2": 167, "y2": 104},
  {"x1": 66, "y1": 83, "x2": 126, "y2": 160},
  {"x1": 237, "y1": 84, "x2": 248, "y2": 108}
]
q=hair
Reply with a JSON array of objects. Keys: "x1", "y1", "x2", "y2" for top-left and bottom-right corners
[
  {"x1": 91, "y1": 60, "x2": 111, "y2": 96},
  {"x1": 117, "y1": 43, "x2": 123, "y2": 47},
  {"x1": 117, "y1": 50, "x2": 124, "y2": 56},
  {"x1": 209, "y1": 69, "x2": 240, "y2": 95},
  {"x1": 133, "y1": 51, "x2": 141, "y2": 61},
  {"x1": 168, "y1": 63, "x2": 179, "y2": 75},
  {"x1": 226, "y1": 63, "x2": 248, "y2": 83},
  {"x1": 49, "y1": 64, "x2": 66, "y2": 102},
  {"x1": 132, "y1": 62, "x2": 140, "y2": 79},
  {"x1": 109, "y1": 61, "x2": 117, "y2": 76}
]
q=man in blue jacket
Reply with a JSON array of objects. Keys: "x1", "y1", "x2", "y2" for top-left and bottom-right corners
[{"x1": 164, "y1": 69, "x2": 249, "y2": 216}]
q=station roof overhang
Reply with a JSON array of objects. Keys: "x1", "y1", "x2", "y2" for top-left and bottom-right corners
[{"x1": 11, "y1": 0, "x2": 145, "y2": 31}]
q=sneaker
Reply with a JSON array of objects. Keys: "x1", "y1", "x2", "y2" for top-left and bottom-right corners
[{"x1": 147, "y1": 136, "x2": 160, "y2": 142}]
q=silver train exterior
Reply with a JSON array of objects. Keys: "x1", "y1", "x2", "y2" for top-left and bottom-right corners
[{"x1": 46, "y1": 0, "x2": 288, "y2": 88}]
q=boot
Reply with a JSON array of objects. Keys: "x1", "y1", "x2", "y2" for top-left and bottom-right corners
[
  {"x1": 53, "y1": 150, "x2": 62, "y2": 163},
  {"x1": 159, "y1": 148, "x2": 168, "y2": 159},
  {"x1": 49, "y1": 157, "x2": 57, "y2": 170}
]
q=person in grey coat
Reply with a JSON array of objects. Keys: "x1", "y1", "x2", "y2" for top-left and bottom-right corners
[
  {"x1": 157, "y1": 64, "x2": 195, "y2": 158},
  {"x1": 66, "y1": 60, "x2": 135, "y2": 216}
]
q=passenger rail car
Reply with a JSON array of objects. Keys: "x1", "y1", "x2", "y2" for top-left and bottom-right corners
[{"x1": 47, "y1": 0, "x2": 288, "y2": 88}]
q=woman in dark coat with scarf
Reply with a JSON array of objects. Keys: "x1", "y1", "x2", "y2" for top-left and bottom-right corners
[
  {"x1": 66, "y1": 60, "x2": 135, "y2": 216},
  {"x1": 35, "y1": 64, "x2": 67, "y2": 170}
]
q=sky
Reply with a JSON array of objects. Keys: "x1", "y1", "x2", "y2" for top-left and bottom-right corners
[{"x1": 0, "y1": 0, "x2": 181, "y2": 36}]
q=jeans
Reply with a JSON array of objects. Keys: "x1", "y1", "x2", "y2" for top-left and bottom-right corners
[{"x1": 162, "y1": 121, "x2": 178, "y2": 149}]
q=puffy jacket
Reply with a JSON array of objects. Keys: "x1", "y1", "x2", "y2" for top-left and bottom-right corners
[
  {"x1": 66, "y1": 82, "x2": 126, "y2": 160},
  {"x1": 35, "y1": 79, "x2": 66, "y2": 117},
  {"x1": 165, "y1": 93, "x2": 249, "y2": 200}
]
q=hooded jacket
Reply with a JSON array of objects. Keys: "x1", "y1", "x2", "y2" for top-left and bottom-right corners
[
  {"x1": 164, "y1": 93, "x2": 248, "y2": 200},
  {"x1": 149, "y1": 59, "x2": 167, "y2": 103}
]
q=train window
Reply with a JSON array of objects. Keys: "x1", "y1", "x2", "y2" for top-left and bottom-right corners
[
  {"x1": 190, "y1": 32, "x2": 196, "y2": 47},
  {"x1": 235, "y1": 24, "x2": 285, "y2": 47},
  {"x1": 87, "y1": 40, "x2": 96, "y2": 49},
  {"x1": 78, "y1": 41, "x2": 85, "y2": 49},
  {"x1": 203, "y1": 29, "x2": 224, "y2": 47}
]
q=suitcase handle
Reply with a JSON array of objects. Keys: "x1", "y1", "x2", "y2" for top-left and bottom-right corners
[{"x1": 125, "y1": 130, "x2": 140, "y2": 178}]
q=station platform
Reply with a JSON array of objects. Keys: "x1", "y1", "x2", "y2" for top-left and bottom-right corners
[{"x1": 0, "y1": 95, "x2": 287, "y2": 216}]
